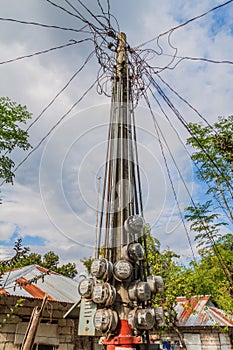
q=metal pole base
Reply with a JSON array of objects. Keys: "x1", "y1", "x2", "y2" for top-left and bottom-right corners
[{"x1": 103, "y1": 320, "x2": 142, "y2": 350}]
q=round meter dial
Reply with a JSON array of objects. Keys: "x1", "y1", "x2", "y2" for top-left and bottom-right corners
[
  {"x1": 94, "y1": 309, "x2": 118, "y2": 332},
  {"x1": 92, "y1": 283, "x2": 116, "y2": 306},
  {"x1": 154, "y1": 306, "x2": 165, "y2": 327},
  {"x1": 124, "y1": 215, "x2": 144, "y2": 233},
  {"x1": 136, "y1": 308, "x2": 155, "y2": 330},
  {"x1": 90, "y1": 258, "x2": 113, "y2": 281},
  {"x1": 113, "y1": 259, "x2": 133, "y2": 281},
  {"x1": 147, "y1": 275, "x2": 164, "y2": 294},
  {"x1": 78, "y1": 278, "x2": 94, "y2": 298},
  {"x1": 122, "y1": 243, "x2": 144, "y2": 262},
  {"x1": 128, "y1": 281, "x2": 151, "y2": 301},
  {"x1": 92, "y1": 284, "x2": 107, "y2": 304}
]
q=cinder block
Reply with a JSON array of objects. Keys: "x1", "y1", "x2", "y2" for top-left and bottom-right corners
[
  {"x1": 5, "y1": 334, "x2": 14, "y2": 343},
  {"x1": 59, "y1": 326, "x2": 73, "y2": 335},
  {"x1": 66, "y1": 320, "x2": 74, "y2": 327},
  {"x1": 67, "y1": 344, "x2": 74, "y2": 350},
  {"x1": 0, "y1": 334, "x2": 7, "y2": 343},
  {"x1": 58, "y1": 319, "x2": 67, "y2": 327},
  {"x1": 1, "y1": 325, "x2": 16, "y2": 334},
  {"x1": 59, "y1": 334, "x2": 72, "y2": 343},
  {"x1": 5, "y1": 342, "x2": 17, "y2": 350},
  {"x1": 58, "y1": 344, "x2": 68, "y2": 350}
]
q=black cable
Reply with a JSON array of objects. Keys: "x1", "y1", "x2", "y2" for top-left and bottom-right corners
[
  {"x1": 156, "y1": 74, "x2": 213, "y2": 129},
  {"x1": 143, "y1": 90, "x2": 196, "y2": 261},
  {"x1": 0, "y1": 40, "x2": 90, "y2": 66},
  {"x1": 0, "y1": 72, "x2": 105, "y2": 187},
  {"x1": 147, "y1": 73, "x2": 233, "y2": 194},
  {"x1": 74, "y1": 0, "x2": 110, "y2": 31},
  {"x1": 161, "y1": 53, "x2": 233, "y2": 69},
  {"x1": 26, "y1": 50, "x2": 95, "y2": 132},
  {"x1": 146, "y1": 85, "x2": 233, "y2": 224},
  {"x1": 0, "y1": 16, "x2": 89, "y2": 33},
  {"x1": 135, "y1": 0, "x2": 233, "y2": 49},
  {"x1": 45, "y1": 0, "x2": 91, "y2": 25},
  {"x1": 143, "y1": 89, "x2": 233, "y2": 284}
]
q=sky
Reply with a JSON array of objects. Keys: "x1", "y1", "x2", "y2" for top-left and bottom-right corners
[{"x1": 0, "y1": 0, "x2": 233, "y2": 273}]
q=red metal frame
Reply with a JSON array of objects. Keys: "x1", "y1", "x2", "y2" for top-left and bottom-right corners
[{"x1": 103, "y1": 320, "x2": 142, "y2": 350}]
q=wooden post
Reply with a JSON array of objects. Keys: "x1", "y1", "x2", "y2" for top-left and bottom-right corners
[{"x1": 20, "y1": 295, "x2": 48, "y2": 350}]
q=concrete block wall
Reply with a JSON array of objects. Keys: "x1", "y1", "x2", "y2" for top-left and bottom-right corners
[
  {"x1": 0, "y1": 296, "x2": 77, "y2": 350},
  {"x1": 153, "y1": 327, "x2": 233, "y2": 350}
]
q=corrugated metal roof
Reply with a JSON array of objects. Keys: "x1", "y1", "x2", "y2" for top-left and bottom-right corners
[
  {"x1": 175, "y1": 296, "x2": 233, "y2": 327},
  {"x1": 0, "y1": 265, "x2": 80, "y2": 303}
]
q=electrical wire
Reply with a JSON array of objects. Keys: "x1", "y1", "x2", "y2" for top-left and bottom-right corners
[
  {"x1": 134, "y1": 0, "x2": 233, "y2": 49},
  {"x1": 143, "y1": 90, "x2": 196, "y2": 261},
  {"x1": 146, "y1": 72, "x2": 233, "y2": 194},
  {"x1": 143, "y1": 90, "x2": 233, "y2": 284},
  {"x1": 146, "y1": 85, "x2": 233, "y2": 224},
  {"x1": 26, "y1": 50, "x2": 95, "y2": 132},
  {"x1": 0, "y1": 16, "x2": 89, "y2": 33},
  {"x1": 0, "y1": 40, "x2": 90, "y2": 66},
  {"x1": 0, "y1": 1, "x2": 232, "y2": 283},
  {"x1": 0, "y1": 71, "x2": 104, "y2": 187}
]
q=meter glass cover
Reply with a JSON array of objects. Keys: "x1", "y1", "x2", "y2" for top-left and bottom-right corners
[
  {"x1": 114, "y1": 260, "x2": 133, "y2": 280},
  {"x1": 92, "y1": 285, "x2": 105, "y2": 303}
]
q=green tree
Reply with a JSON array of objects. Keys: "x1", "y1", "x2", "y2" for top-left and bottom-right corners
[
  {"x1": 182, "y1": 235, "x2": 233, "y2": 313},
  {"x1": 0, "y1": 97, "x2": 31, "y2": 184},
  {"x1": 0, "y1": 240, "x2": 77, "y2": 279},
  {"x1": 187, "y1": 116, "x2": 233, "y2": 223},
  {"x1": 42, "y1": 251, "x2": 59, "y2": 269},
  {"x1": 184, "y1": 116, "x2": 233, "y2": 312},
  {"x1": 185, "y1": 202, "x2": 232, "y2": 285},
  {"x1": 146, "y1": 234, "x2": 189, "y2": 349},
  {"x1": 80, "y1": 256, "x2": 93, "y2": 275}
]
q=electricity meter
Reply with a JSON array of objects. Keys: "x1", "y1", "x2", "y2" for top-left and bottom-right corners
[
  {"x1": 122, "y1": 243, "x2": 144, "y2": 262},
  {"x1": 128, "y1": 281, "x2": 151, "y2": 301},
  {"x1": 128, "y1": 309, "x2": 137, "y2": 329},
  {"x1": 90, "y1": 258, "x2": 113, "y2": 281},
  {"x1": 147, "y1": 275, "x2": 164, "y2": 294},
  {"x1": 124, "y1": 215, "x2": 144, "y2": 234},
  {"x1": 94, "y1": 309, "x2": 118, "y2": 333},
  {"x1": 137, "y1": 308, "x2": 155, "y2": 330},
  {"x1": 154, "y1": 306, "x2": 165, "y2": 327},
  {"x1": 105, "y1": 283, "x2": 116, "y2": 306},
  {"x1": 113, "y1": 259, "x2": 133, "y2": 281},
  {"x1": 78, "y1": 278, "x2": 95, "y2": 299},
  {"x1": 92, "y1": 283, "x2": 116, "y2": 306},
  {"x1": 128, "y1": 308, "x2": 155, "y2": 330}
]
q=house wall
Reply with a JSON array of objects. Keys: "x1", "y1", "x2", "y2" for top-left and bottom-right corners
[
  {"x1": 157, "y1": 327, "x2": 233, "y2": 350},
  {"x1": 1, "y1": 297, "x2": 232, "y2": 350},
  {"x1": 0, "y1": 296, "x2": 93, "y2": 350}
]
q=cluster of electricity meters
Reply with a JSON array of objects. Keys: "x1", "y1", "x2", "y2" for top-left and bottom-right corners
[
  {"x1": 128, "y1": 306, "x2": 165, "y2": 330},
  {"x1": 78, "y1": 215, "x2": 164, "y2": 333}
]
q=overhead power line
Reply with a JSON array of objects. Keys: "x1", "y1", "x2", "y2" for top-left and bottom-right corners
[
  {"x1": 134, "y1": 0, "x2": 233, "y2": 49},
  {"x1": 0, "y1": 40, "x2": 90, "y2": 66}
]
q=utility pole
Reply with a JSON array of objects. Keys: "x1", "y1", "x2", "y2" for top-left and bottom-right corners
[{"x1": 78, "y1": 32, "x2": 164, "y2": 350}]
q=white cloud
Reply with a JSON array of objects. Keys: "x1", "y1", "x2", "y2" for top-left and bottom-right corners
[{"x1": 0, "y1": 0, "x2": 232, "y2": 266}]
